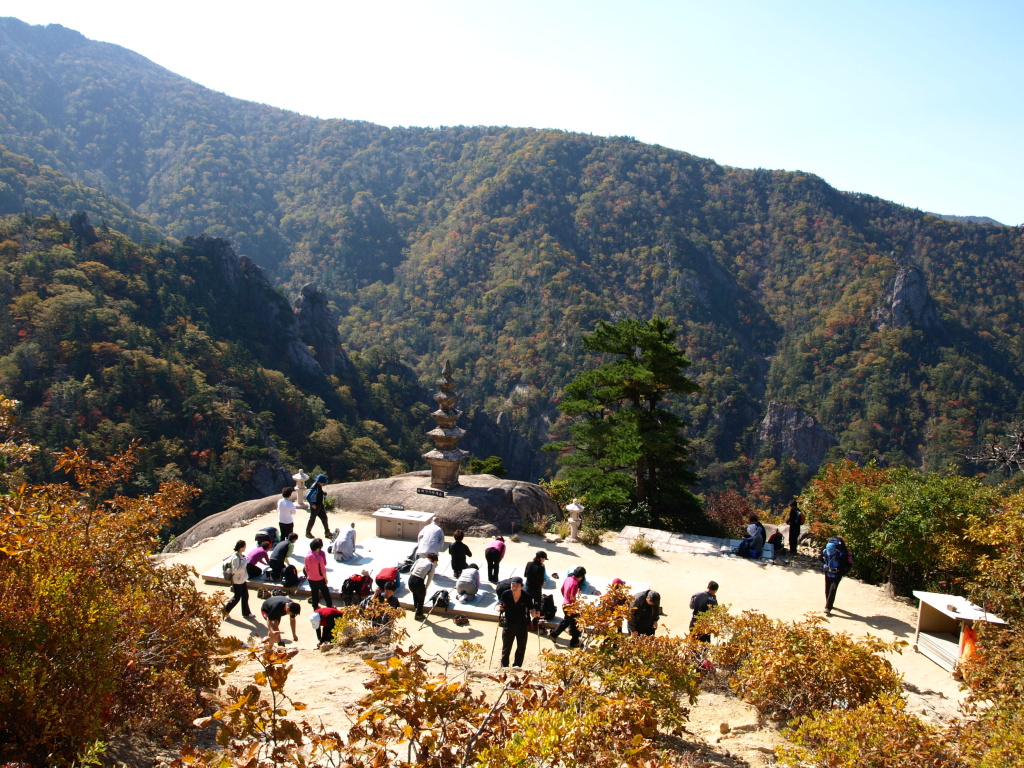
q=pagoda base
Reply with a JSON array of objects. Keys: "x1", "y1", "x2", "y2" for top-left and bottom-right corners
[{"x1": 422, "y1": 449, "x2": 467, "y2": 490}]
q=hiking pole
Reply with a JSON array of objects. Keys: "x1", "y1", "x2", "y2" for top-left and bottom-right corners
[
  {"x1": 418, "y1": 597, "x2": 440, "y2": 631},
  {"x1": 489, "y1": 615, "x2": 502, "y2": 668}
]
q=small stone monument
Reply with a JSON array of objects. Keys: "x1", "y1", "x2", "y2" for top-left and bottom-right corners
[
  {"x1": 422, "y1": 360, "x2": 468, "y2": 490},
  {"x1": 566, "y1": 498, "x2": 584, "y2": 543},
  {"x1": 293, "y1": 469, "x2": 310, "y2": 511}
]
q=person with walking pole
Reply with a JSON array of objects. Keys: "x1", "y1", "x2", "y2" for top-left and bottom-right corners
[
  {"x1": 497, "y1": 577, "x2": 538, "y2": 668},
  {"x1": 488, "y1": 613, "x2": 502, "y2": 668}
]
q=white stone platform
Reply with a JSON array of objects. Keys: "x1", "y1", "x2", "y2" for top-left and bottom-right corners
[
  {"x1": 202, "y1": 535, "x2": 647, "y2": 624},
  {"x1": 616, "y1": 526, "x2": 774, "y2": 560}
]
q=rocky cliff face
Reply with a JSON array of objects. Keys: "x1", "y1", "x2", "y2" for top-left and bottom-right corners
[
  {"x1": 873, "y1": 266, "x2": 942, "y2": 332},
  {"x1": 462, "y1": 408, "x2": 555, "y2": 482},
  {"x1": 294, "y1": 282, "x2": 347, "y2": 377},
  {"x1": 756, "y1": 402, "x2": 838, "y2": 472}
]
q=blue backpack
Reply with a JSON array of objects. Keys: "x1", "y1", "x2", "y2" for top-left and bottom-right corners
[{"x1": 823, "y1": 538, "x2": 845, "y2": 576}]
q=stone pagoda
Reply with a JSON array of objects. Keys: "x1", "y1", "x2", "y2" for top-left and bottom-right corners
[{"x1": 422, "y1": 360, "x2": 468, "y2": 490}]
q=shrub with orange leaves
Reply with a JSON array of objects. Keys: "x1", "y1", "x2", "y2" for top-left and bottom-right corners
[{"x1": 0, "y1": 402, "x2": 220, "y2": 767}]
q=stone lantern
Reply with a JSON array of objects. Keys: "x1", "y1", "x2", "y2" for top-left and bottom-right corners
[
  {"x1": 566, "y1": 498, "x2": 584, "y2": 543},
  {"x1": 293, "y1": 469, "x2": 310, "y2": 511}
]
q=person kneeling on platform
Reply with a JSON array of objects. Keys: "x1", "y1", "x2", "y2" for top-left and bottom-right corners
[
  {"x1": 342, "y1": 570, "x2": 373, "y2": 606},
  {"x1": 455, "y1": 563, "x2": 481, "y2": 601},
  {"x1": 267, "y1": 533, "x2": 298, "y2": 581}
]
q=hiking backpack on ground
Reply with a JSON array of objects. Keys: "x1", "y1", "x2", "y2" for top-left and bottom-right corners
[
  {"x1": 767, "y1": 531, "x2": 785, "y2": 556},
  {"x1": 281, "y1": 564, "x2": 299, "y2": 589},
  {"x1": 255, "y1": 526, "x2": 278, "y2": 546},
  {"x1": 429, "y1": 589, "x2": 451, "y2": 609},
  {"x1": 541, "y1": 593, "x2": 557, "y2": 620},
  {"x1": 398, "y1": 545, "x2": 418, "y2": 574}
]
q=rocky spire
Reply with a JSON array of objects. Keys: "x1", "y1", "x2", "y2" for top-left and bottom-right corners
[{"x1": 422, "y1": 360, "x2": 468, "y2": 490}]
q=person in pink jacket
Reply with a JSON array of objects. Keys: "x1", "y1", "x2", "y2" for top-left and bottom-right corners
[
  {"x1": 550, "y1": 566, "x2": 586, "y2": 648},
  {"x1": 484, "y1": 535, "x2": 506, "y2": 583},
  {"x1": 304, "y1": 538, "x2": 333, "y2": 609}
]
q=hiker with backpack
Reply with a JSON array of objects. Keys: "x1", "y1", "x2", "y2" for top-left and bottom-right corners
[
  {"x1": 787, "y1": 499, "x2": 804, "y2": 556},
  {"x1": 246, "y1": 540, "x2": 272, "y2": 578},
  {"x1": 497, "y1": 577, "x2": 539, "y2": 667},
  {"x1": 408, "y1": 552, "x2": 437, "y2": 620},
  {"x1": 822, "y1": 536, "x2": 852, "y2": 616},
  {"x1": 222, "y1": 540, "x2": 254, "y2": 619},
  {"x1": 689, "y1": 581, "x2": 719, "y2": 642},
  {"x1": 277, "y1": 486, "x2": 296, "y2": 540},
  {"x1": 267, "y1": 533, "x2": 298, "y2": 581},
  {"x1": 304, "y1": 474, "x2": 331, "y2": 539}
]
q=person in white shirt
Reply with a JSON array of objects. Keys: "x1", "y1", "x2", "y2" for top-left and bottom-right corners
[
  {"x1": 332, "y1": 522, "x2": 356, "y2": 561},
  {"x1": 222, "y1": 540, "x2": 254, "y2": 619},
  {"x1": 417, "y1": 519, "x2": 445, "y2": 556},
  {"x1": 277, "y1": 486, "x2": 296, "y2": 539},
  {"x1": 408, "y1": 552, "x2": 437, "y2": 619}
]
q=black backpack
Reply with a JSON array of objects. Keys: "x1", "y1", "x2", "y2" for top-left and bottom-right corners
[
  {"x1": 767, "y1": 531, "x2": 785, "y2": 556},
  {"x1": 495, "y1": 578, "x2": 515, "y2": 598},
  {"x1": 430, "y1": 589, "x2": 451, "y2": 608},
  {"x1": 255, "y1": 526, "x2": 278, "y2": 546},
  {"x1": 281, "y1": 564, "x2": 299, "y2": 589},
  {"x1": 398, "y1": 545, "x2": 418, "y2": 574},
  {"x1": 541, "y1": 593, "x2": 557, "y2": 620}
]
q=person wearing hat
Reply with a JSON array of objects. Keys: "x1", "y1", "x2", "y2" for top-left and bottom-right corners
[
  {"x1": 304, "y1": 474, "x2": 331, "y2": 539},
  {"x1": 524, "y1": 551, "x2": 548, "y2": 611},
  {"x1": 407, "y1": 552, "x2": 437, "y2": 620},
  {"x1": 550, "y1": 566, "x2": 586, "y2": 648},
  {"x1": 628, "y1": 588, "x2": 662, "y2": 636},
  {"x1": 689, "y1": 581, "x2": 719, "y2": 642},
  {"x1": 497, "y1": 577, "x2": 539, "y2": 667}
]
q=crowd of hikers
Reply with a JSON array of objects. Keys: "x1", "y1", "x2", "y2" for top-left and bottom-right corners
[{"x1": 222, "y1": 488, "x2": 850, "y2": 662}]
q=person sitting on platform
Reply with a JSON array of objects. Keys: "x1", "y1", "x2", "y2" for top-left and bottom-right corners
[{"x1": 246, "y1": 540, "x2": 272, "y2": 579}]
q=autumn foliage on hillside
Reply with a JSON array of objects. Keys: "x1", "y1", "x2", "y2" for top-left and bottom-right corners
[{"x1": 0, "y1": 395, "x2": 221, "y2": 766}]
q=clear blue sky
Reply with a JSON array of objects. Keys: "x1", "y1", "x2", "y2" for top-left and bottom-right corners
[{"x1": 11, "y1": 1, "x2": 1024, "y2": 225}]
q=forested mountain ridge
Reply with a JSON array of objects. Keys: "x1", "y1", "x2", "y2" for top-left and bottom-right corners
[
  {"x1": 0, "y1": 205, "x2": 431, "y2": 526},
  {"x1": 2, "y1": 16, "x2": 1024, "y2": 507}
]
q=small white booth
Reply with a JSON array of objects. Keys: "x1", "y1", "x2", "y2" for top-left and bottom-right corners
[
  {"x1": 912, "y1": 591, "x2": 1006, "y2": 673},
  {"x1": 372, "y1": 508, "x2": 434, "y2": 541}
]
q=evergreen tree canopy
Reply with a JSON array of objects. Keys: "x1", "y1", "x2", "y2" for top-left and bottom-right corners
[{"x1": 553, "y1": 317, "x2": 703, "y2": 531}]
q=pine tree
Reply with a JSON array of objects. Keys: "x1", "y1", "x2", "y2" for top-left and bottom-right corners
[{"x1": 551, "y1": 316, "x2": 704, "y2": 530}]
